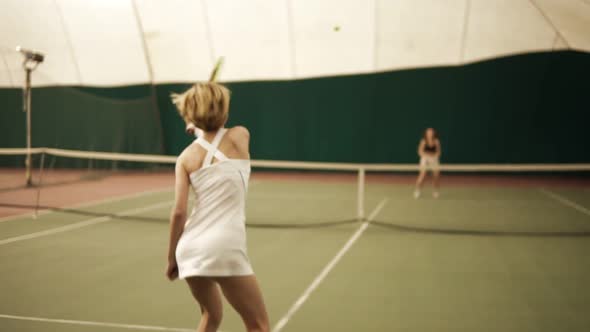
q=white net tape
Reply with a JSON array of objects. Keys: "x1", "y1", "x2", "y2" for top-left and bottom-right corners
[{"x1": 2, "y1": 147, "x2": 590, "y2": 172}]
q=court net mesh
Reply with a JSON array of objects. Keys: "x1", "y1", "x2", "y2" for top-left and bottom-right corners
[{"x1": 1, "y1": 147, "x2": 589, "y2": 235}]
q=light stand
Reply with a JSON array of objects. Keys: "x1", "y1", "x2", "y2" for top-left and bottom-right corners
[{"x1": 17, "y1": 46, "x2": 44, "y2": 187}]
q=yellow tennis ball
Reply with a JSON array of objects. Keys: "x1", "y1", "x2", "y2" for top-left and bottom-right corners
[{"x1": 333, "y1": 26, "x2": 340, "y2": 32}]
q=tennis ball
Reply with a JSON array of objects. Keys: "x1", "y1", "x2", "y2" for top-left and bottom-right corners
[{"x1": 333, "y1": 26, "x2": 340, "y2": 32}]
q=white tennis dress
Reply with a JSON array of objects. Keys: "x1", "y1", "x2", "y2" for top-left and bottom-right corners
[{"x1": 176, "y1": 128, "x2": 254, "y2": 278}]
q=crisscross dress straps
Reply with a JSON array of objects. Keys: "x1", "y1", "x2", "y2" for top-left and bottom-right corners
[{"x1": 195, "y1": 128, "x2": 228, "y2": 168}]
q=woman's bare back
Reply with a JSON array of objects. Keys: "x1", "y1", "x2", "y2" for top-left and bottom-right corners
[{"x1": 179, "y1": 126, "x2": 250, "y2": 174}]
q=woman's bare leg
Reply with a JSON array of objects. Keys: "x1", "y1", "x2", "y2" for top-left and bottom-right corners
[
  {"x1": 415, "y1": 170, "x2": 427, "y2": 198},
  {"x1": 186, "y1": 277, "x2": 224, "y2": 332},
  {"x1": 432, "y1": 169, "x2": 440, "y2": 197},
  {"x1": 216, "y1": 275, "x2": 269, "y2": 332}
]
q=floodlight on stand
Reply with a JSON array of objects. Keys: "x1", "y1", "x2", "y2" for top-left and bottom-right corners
[{"x1": 16, "y1": 45, "x2": 45, "y2": 187}]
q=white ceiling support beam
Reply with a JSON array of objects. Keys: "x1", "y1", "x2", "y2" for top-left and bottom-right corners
[
  {"x1": 533, "y1": 0, "x2": 590, "y2": 51},
  {"x1": 131, "y1": 0, "x2": 155, "y2": 83},
  {"x1": 529, "y1": 0, "x2": 571, "y2": 49},
  {"x1": 200, "y1": 0, "x2": 217, "y2": 67},
  {"x1": 285, "y1": 0, "x2": 297, "y2": 78},
  {"x1": 372, "y1": 0, "x2": 378, "y2": 71},
  {"x1": 54, "y1": 0, "x2": 82, "y2": 84},
  {"x1": 0, "y1": 47, "x2": 15, "y2": 87},
  {"x1": 459, "y1": 0, "x2": 471, "y2": 62}
]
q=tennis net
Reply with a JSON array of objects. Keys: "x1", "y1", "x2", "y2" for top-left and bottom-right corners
[{"x1": 1, "y1": 147, "x2": 589, "y2": 234}]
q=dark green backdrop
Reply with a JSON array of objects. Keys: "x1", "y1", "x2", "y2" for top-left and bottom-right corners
[
  {"x1": 0, "y1": 85, "x2": 163, "y2": 154},
  {"x1": 1, "y1": 50, "x2": 589, "y2": 163}
]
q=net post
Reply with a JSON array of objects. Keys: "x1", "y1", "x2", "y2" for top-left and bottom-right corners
[
  {"x1": 357, "y1": 167, "x2": 365, "y2": 220},
  {"x1": 33, "y1": 152, "x2": 45, "y2": 219},
  {"x1": 24, "y1": 67, "x2": 33, "y2": 187}
]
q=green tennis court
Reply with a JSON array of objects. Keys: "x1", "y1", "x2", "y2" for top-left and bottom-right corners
[
  {"x1": 1, "y1": 176, "x2": 589, "y2": 332},
  {"x1": 2, "y1": 1, "x2": 590, "y2": 331}
]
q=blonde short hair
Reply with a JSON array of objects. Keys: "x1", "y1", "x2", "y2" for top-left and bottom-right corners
[{"x1": 171, "y1": 82, "x2": 230, "y2": 132}]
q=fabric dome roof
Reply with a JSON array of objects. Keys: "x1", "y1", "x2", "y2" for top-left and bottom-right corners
[{"x1": 0, "y1": 0, "x2": 588, "y2": 87}]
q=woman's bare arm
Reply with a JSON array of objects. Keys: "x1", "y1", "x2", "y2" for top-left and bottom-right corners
[
  {"x1": 417, "y1": 139, "x2": 425, "y2": 157},
  {"x1": 166, "y1": 155, "x2": 190, "y2": 279},
  {"x1": 436, "y1": 139, "x2": 441, "y2": 158},
  {"x1": 228, "y1": 126, "x2": 251, "y2": 159}
]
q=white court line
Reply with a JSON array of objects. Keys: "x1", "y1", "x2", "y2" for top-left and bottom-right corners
[
  {"x1": 539, "y1": 188, "x2": 590, "y2": 217},
  {"x1": 0, "y1": 313, "x2": 194, "y2": 332},
  {"x1": 272, "y1": 198, "x2": 389, "y2": 332},
  {"x1": 0, "y1": 200, "x2": 173, "y2": 246},
  {"x1": 0, "y1": 186, "x2": 174, "y2": 223}
]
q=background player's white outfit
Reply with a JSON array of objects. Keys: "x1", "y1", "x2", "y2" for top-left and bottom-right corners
[
  {"x1": 419, "y1": 154, "x2": 440, "y2": 171},
  {"x1": 419, "y1": 139, "x2": 440, "y2": 171},
  {"x1": 176, "y1": 128, "x2": 253, "y2": 278}
]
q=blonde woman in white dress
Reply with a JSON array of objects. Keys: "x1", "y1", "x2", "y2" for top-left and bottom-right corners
[{"x1": 166, "y1": 82, "x2": 269, "y2": 332}]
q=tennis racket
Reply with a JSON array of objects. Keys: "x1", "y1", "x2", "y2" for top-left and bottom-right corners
[{"x1": 208, "y1": 56, "x2": 225, "y2": 82}]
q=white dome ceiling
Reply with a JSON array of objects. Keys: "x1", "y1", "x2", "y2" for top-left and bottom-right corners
[{"x1": 0, "y1": 0, "x2": 588, "y2": 87}]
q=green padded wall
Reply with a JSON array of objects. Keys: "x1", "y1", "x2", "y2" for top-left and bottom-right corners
[
  {"x1": 1, "y1": 50, "x2": 589, "y2": 164},
  {"x1": 158, "y1": 50, "x2": 589, "y2": 163},
  {"x1": 0, "y1": 85, "x2": 164, "y2": 154}
]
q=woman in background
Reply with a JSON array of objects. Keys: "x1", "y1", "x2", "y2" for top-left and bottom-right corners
[
  {"x1": 167, "y1": 82, "x2": 269, "y2": 332},
  {"x1": 414, "y1": 128, "x2": 441, "y2": 198}
]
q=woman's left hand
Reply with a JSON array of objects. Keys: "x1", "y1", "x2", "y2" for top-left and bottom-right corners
[{"x1": 166, "y1": 260, "x2": 179, "y2": 281}]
